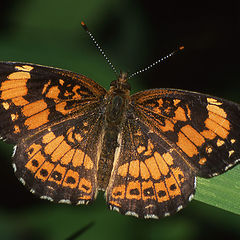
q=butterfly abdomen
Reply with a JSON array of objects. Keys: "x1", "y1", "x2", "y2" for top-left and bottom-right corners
[{"x1": 97, "y1": 90, "x2": 129, "y2": 190}]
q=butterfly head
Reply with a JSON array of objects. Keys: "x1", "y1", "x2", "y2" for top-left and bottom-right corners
[{"x1": 109, "y1": 71, "x2": 131, "y2": 94}]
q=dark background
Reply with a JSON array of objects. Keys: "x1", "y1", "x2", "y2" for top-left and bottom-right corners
[{"x1": 0, "y1": 0, "x2": 239, "y2": 239}]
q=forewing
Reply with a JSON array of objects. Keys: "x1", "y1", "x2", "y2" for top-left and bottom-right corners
[
  {"x1": 0, "y1": 62, "x2": 106, "y2": 203},
  {"x1": 0, "y1": 61, "x2": 106, "y2": 143},
  {"x1": 130, "y1": 88, "x2": 240, "y2": 177},
  {"x1": 106, "y1": 115, "x2": 196, "y2": 219}
]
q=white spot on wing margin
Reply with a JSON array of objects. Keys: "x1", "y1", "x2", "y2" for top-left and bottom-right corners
[
  {"x1": 59, "y1": 199, "x2": 71, "y2": 204},
  {"x1": 40, "y1": 195, "x2": 54, "y2": 202},
  {"x1": 144, "y1": 214, "x2": 159, "y2": 219},
  {"x1": 19, "y1": 177, "x2": 26, "y2": 186},
  {"x1": 125, "y1": 211, "x2": 138, "y2": 218},
  {"x1": 12, "y1": 145, "x2": 17, "y2": 158},
  {"x1": 12, "y1": 163, "x2": 17, "y2": 172}
]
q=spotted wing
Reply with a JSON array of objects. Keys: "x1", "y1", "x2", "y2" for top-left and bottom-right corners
[
  {"x1": 106, "y1": 115, "x2": 196, "y2": 218},
  {"x1": 0, "y1": 61, "x2": 106, "y2": 203},
  {"x1": 130, "y1": 88, "x2": 240, "y2": 177},
  {"x1": 106, "y1": 88, "x2": 240, "y2": 219}
]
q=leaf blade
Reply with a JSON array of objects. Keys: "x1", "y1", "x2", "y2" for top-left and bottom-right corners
[{"x1": 195, "y1": 164, "x2": 240, "y2": 215}]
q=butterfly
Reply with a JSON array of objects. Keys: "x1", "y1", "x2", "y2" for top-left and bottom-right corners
[
  {"x1": 0, "y1": 21, "x2": 240, "y2": 219},
  {"x1": 0, "y1": 59, "x2": 240, "y2": 219}
]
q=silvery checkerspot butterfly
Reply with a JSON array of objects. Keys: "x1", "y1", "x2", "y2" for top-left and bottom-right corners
[{"x1": 0, "y1": 27, "x2": 240, "y2": 219}]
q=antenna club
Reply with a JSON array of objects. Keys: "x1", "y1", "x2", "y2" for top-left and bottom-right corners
[
  {"x1": 81, "y1": 21, "x2": 88, "y2": 31},
  {"x1": 179, "y1": 46, "x2": 184, "y2": 51}
]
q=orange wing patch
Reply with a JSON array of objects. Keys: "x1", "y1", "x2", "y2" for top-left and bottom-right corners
[
  {"x1": 205, "y1": 99, "x2": 230, "y2": 139},
  {"x1": 142, "y1": 181, "x2": 156, "y2": 201},
  {"x1": 117, "y1": 163, "x2": 129, "y2": 177},
  {"x1": 35, "y1": 161, "x2": 55, "y2": 181},
  {"x1": 140, "y1": 162, "x2": 150, "y2": 179},
  {"x1": 159, "y1": 119, "x2": 175, "y2": 132},
  {"x1": 112, "y1": 185, "x2": 126, "y2": 199},
  {"x1": 62, "y1": 169, "x2": 79, "y2": 188},
  {"x1": 55, "y1": 102, "x2": 73, "y2": 115},
  {"x1": 48, "y1": 164, "x2": 67, "y2": 184},
  {"x1": 0, "y1": 69, "x2": 31, "y2": 103},
  {"x1": 129, "y1": 160, "x2": 140, "y2": 178},
  {"x1": 154, "y1": 151, "x2": 170, "y2": 175},
  {"x1": 45, "y1": 86, "x2": 60, "y2": 99},
  {"x1": 180, "y1": 125, "x2": 205, "y2": 147},
  {"x1": 155, "y1": 181, "x2": 169, "y2": 202},
  {"x1": 126, "y1": 181, "x2": 141, "y2": 200},
  {"x1": 144, "y1": 156, "x2": 161, "y2": 179},
  {"x1": 11, "y1": 96, "x2": 29, "y2": 106},
  {"x1": 25, "y1": 150, "x2": 45, "y2": 173},
  {"x1": 78, "y1": 178, "x2": 92, "y2": 195},
  {"x1": 177, "y1": 132, "x2": 198, "y2": 157},
  {"x1": 174, "y1": 106, "x2": 187, "y2": 122},
  {"x1": 24, "y1": 109, "x2": 50, "y2": 130},
  {"x1": 51, "y1": 138, "x2": 72, "y2": 162},
  {"x1": 1, "y1": 79, "x2": 28, "y2": 100}
]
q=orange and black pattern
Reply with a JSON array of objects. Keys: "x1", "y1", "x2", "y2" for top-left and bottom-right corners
[
  {"x1": 0, "y1": 61, "x2": 239, "y2": 219},
  {"x1": 0, "y1": 62, "x2": 106, "y2": 204}
]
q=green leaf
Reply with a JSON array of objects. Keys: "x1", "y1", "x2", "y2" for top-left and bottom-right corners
[{"x1": 195, "y1": 164, "x2": 240, "y2": 215}]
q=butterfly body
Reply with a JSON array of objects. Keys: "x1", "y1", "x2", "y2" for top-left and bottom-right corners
[
  {"x1": 97, "y1": 74, "x2": 129, "y2": 190},
  {"x1": 0, "y1": 61, "x2": 239, "y2": 219}
]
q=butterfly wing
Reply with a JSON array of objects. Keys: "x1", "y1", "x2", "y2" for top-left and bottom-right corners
[
  {"x1": 130, "y1": 88, "x2": 240, "y2": 177},
  {"x1": 0, "y1": 62, "x2": 107, "y2": 204},
  {"x1": 0, "y1": 61, "x2": 106, "y2": 142},
  {"x1": 106, "y1": 88, "x2": 240, "y2": 218},
  {"x1": 105, "y1": 112, "x2": 196, "y2": 218}
]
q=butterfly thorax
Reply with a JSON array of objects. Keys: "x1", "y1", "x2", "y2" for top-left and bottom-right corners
[{"x1": 97, "y1": 72, "x2": 131, "y2": 190}]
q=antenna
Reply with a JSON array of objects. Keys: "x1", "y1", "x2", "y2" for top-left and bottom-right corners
[
  {"x1": 81, "y1": 21, "x2": 118, "y2": 75},
  {"x1": 128, "y1": 46, "x2": 184, "y2": 79}
]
